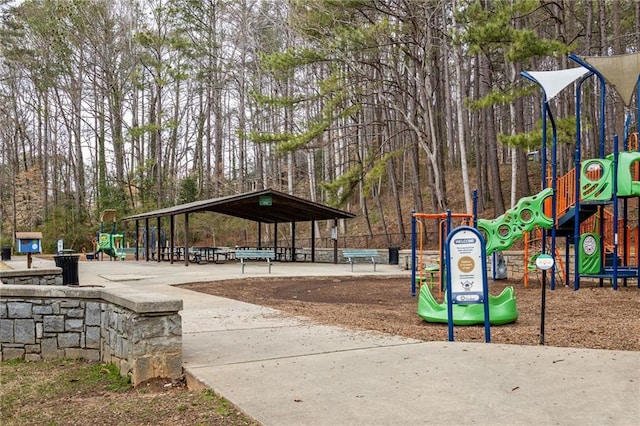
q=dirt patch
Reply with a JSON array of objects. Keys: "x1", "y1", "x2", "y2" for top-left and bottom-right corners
[{"x1": 180, "y1": 276, "x2": 640, "y2": 351}]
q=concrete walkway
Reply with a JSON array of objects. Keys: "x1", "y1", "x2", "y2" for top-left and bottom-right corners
[{"x1": 4, "y1": 256, "x2": 640, "y2": 425}]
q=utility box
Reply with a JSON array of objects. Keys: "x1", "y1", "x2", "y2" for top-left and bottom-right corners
[{"x1": 16, "y1": 232, "x2": 43, "y2": 254}]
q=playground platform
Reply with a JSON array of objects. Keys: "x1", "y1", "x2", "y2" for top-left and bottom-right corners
[{"x1": 2, "y1": 256, "x2": 639, "y2": 425}]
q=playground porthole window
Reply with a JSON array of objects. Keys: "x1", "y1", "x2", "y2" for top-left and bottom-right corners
[
  {"x1": 584, "y1": 162, "x2": 604, "y2": 181},
  {"x1": 519, "y1": 208, "x2": 533, "y2": 224},
  {"x1": 498, "y1": 224, "x2": 511, "y2": 238}
]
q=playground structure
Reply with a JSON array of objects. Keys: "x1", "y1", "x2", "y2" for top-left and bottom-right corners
[
  {"x1": 414, "y1": 52, "x2": 640, "y2": 326},
  {"x1": 412, "y1": 188, "x2": 560, "y2": 325},
  {"x1": 412, "y1": 211, "x2": 520, "y2": 326},
  {"x1": 411, "y1": 197, "x2": 519, "y2": 326},
  {"x1": 521, "y1": 53, "x2": 640, "y2": 290},
  {"x1": 476, "y1": 189, "x2": 554, "y2": 254},
  {"x1": 95, "y1": 209, "x2": 126, "y2": 260},
  {"x1": 411, "y1": 211, "x2": 474, "y2": 297}
]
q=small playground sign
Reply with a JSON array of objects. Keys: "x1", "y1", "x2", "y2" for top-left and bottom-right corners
[
  {"x1": 535, "y1": 253, "x2": 554, "y2": 270},
  {"x1": 445, "y1": 226, "x2": 490, "y2": 343}
]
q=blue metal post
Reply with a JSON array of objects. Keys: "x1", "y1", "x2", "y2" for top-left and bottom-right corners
[
  {"x1": 612, "y1": 135, "x2": 619, "y2": 290},
  {"x1": 566, "y1": 74, "x2": 593, "y2": 290},
  {"x1": 548, "y1": 107, "x2": 558, "y2": 290},
  {"x1": 473, "y1": 189, "x2": 478, "y2": 228},
  {"x1": 573, "y1": 73, "x2": 592, "y2": 290},
  {"x1": 411, "y1": 211, "x2": 417, "y2": 297}
]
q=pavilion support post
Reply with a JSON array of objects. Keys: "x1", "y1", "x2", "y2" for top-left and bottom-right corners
[
  {"x1": 333, "y1": 218, "x2": 338, "y2": 264},
  {"x1": 156, "y1": 216, "x2": 161, "y2": 263},
  {"x1": 258, "y1": 222, "x2": 262, "y2": 249},
  {"x1": 184, "y1": 213, "x2": 189, "y2": 266},
  {"x1": 311, "y1": 221, "x2": 316, "y2": 262},
  {"x1": 274, "y1": 222, "x2": 278, "y2": 259},
  {"x1": 145, "y1": 218, "x2": 150, "y2": 262},
  {"x1": 135, "y1": 220, "x2": 139, "y2": 261},
  {"x1": 291, "y1": 222, "x2": 296, "y2": 262},
  {"x1": 170, "y1": 215, "x2": 175, "y2": 265}
]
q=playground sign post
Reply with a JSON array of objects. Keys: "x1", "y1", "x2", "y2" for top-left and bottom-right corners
[
  {"x1": 445, "y1": 226, "x2": 490, "y2": 343},
  {"x1": 536, "y1": 253, "x2": 554, "y2": 345}
]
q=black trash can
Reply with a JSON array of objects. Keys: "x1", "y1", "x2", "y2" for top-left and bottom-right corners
[
  {"x1": 54, "y1": 254, "x2": 80, "y2": 286},
  {"x1": 388, "y1": 247, "x2": 399, "y2": 265},
  {"x1": 1, "y1": 246, "x2": 11, "y2": 261}
]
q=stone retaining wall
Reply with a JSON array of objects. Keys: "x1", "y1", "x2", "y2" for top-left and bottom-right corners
[
  {"x1": 313, "y1": 248, "x2": 539, "y2": 278},
  {"x1": 0, "y1": 268, "x2": 63, "y2": 286},
  {"x1": 0, "y1": 285, "x2": 182, "y2": 386},
  {"x1": 311, "y1": 248, "x2": 404, "y2": 265},
  {"x1": 298, "y1": 248, "x2": 636, "y2": 282},
  {"x1": 405, "y1": 249, "x2": 572, "y2": 278}
]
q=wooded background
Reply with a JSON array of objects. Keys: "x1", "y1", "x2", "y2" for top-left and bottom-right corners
[{"x1": 1, "y1": 0, "x2": 639, "y2": 251}]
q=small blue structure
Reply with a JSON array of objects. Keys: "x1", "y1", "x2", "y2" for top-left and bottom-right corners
[
  {"x1": 16, "y1": 231, "x2": 43, "y2": 269},
  {"x1": 16, "y1": 232, "x2": 42, "y2": 254}
]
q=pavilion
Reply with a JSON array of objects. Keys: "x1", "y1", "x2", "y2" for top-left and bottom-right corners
[{"x1": 122, "y1": 188, "x2": 355, "y2": 265}]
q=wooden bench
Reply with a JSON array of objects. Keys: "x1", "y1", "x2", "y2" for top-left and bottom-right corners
[
  {"x1": 235, "y1": 249, "x2": 276, "y2": 274},
  {"x1": 342, "y1": 249, "x2": 379, "y2": 271}
]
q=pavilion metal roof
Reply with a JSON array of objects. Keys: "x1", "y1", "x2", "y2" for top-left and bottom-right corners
[{"x1": 122, "y1": 189, "x2": 355, "y2": 224}]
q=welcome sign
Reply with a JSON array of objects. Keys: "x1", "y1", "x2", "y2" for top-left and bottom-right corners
[
  {"x1": 448, "y1": 228, "x2": 485, "y2": 304},
  {"x1": 445, "y1": 226, "x2": 490, "y2": 342}
]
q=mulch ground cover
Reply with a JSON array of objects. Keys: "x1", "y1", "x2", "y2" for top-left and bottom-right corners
[{"x1": 181, "y1": 275, "x2": 640, "y2": 352}]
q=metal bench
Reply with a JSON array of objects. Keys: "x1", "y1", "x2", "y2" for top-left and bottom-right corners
[
  {"x1": 342, "y1": 249, "x2": 379, "y2": 271},
  {"x1": 235, "y1": 249, "x2": 276, "y2": 274}
]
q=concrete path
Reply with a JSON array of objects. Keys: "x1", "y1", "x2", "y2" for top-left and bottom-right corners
[{"x1": 4, "y1": 256, "x2": 640, "y2": 425}]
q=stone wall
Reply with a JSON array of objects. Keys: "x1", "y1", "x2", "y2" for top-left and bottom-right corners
[
  {"x1": 0, "y1": 268, "x2": 63, "y2": 286},
  {"x1": 312, "y1": 248, "x2": 535, "y2": 277},
  {"x1": 406, "y1": 249, "x2": 569, "y2": 278},
  {"x1": 308, "y1": 248, "x2": 401, "y2": 265},
  {"x1": 0, "y1": 285, "x2": 182, "y2": 386}
]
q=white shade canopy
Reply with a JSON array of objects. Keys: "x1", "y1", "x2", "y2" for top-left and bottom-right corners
[{"x1": 522, "y1": 67, "x2": 591, "y2": 101}]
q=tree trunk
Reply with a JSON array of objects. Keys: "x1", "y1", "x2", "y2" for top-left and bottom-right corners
[
  {"x1": 479, "y1": 53, "x2": 505, "y2": 216},
  {"x1": 452, "y1": 3, "x2": 472, "y2": 213}
]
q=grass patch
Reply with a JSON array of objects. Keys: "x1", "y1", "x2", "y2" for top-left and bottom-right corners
[
  {"x1": 81, "y1": 362, "x2": 131, "y2": 392},
  {"x1": 0, "y1": 359, "x2": 257, "y2": 425}
]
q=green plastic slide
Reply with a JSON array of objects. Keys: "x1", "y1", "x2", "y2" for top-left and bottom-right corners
[{"x1": 417, "y1": 285, "x2": 518, "y2": 326}]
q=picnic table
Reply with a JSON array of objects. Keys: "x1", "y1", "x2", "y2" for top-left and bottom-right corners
[{"x1": 185, "y1": 246, "x2": 237, "y2": 264}]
